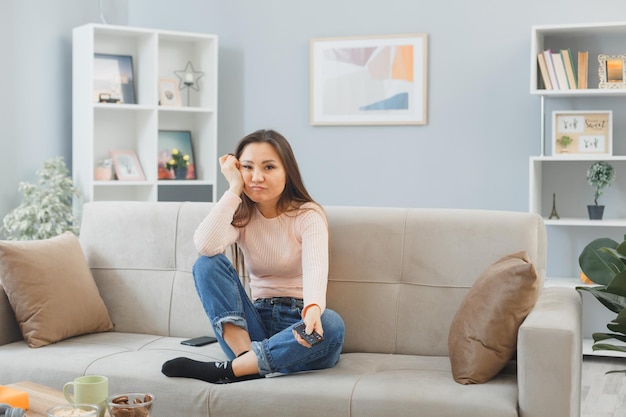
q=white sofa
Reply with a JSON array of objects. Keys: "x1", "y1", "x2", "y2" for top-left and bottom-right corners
[{"x1": 0, "y1": 201, "x2": 582, "y2": 417}]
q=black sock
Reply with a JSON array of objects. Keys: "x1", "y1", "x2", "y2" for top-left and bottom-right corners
[
  {"x1": 161, "y1": 357, "x2": 236, "y2": 383},
  {"x1": 161, "y1": 355, "x2": 263, "y2": 384}
]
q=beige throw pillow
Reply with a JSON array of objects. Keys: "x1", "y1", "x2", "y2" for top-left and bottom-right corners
[
  {"x1": 448, "y1": 251, "x2": 539, "y2": 384},
  {"x1": 0, "y1": 232, "x2": 113, "y2": 348}
]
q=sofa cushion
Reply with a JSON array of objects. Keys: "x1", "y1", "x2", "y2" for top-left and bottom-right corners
[
  {"x1": 448, "y1": 251, "x2": 539, "y2": 384},
  {"x1": 0, "y1": 232, "x2": 113, "y2": 347}
]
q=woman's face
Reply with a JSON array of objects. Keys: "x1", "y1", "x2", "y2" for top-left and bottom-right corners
[{"x1": 239, "y1": 142, "x2": 286, "y2": 217}]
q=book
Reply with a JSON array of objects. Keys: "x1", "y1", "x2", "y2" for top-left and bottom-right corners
[
  {"x1": 578, "y1": 51, "x2": 588, "y2": 89},
  {"x1": 561, "y1": 49, "x2": 577, "y2": 89},
  {"x1": 537, "y1": 52, "x2": 553, "y2": 90},
  {"x1": 542, "y1": 49, "x2": 560, "y2": 89},
  {"x1": 552, "y1": 52, "x2": 570, "y2": 89}
]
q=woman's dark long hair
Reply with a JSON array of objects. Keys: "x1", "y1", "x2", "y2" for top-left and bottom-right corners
[{"x1": 231, "y1": 129, "x2": 317, "y2": 227}]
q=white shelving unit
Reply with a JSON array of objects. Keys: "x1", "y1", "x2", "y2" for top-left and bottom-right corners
[
  {"x1": 530, "y1": 22, "x2": 626, "y2": 356},
  {"x1": 72, "y1": 23, "x2": 218, "y2": 205}
]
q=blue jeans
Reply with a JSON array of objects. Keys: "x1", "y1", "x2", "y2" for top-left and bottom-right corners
[{"x1": 192, "y1": 254, "x2": 345, "y2": 376}]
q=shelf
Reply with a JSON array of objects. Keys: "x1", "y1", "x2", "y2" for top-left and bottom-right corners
[
  {"x1": 157, "y1": 179, "x2": 213, "y2": 185},
  {"x1": 73, "y1": 23, "x2": 218, "y2": 204},
  {"x1": 531, "y1": 155, "x2": 626, "y2": 162},
  {"x1": 544, "y1": 218, "x2": 626, "y2": 227},
  {"x1": 544, "y1": 276, "x2": 588, "y2": 288},
  {"x1": 530, "y1": 22, "x2": 626, "y2": 359},
  {"x1": 531, "y1": 88, "x2": 626, "y2": 97}
]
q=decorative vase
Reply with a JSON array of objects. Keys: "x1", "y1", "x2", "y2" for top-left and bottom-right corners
[
  {"x1": 173, "y1": 167, "x2": 188, "y2": 180},
  {"x1": 587, "y1": 205, "x2": 604, "y2": 220}
]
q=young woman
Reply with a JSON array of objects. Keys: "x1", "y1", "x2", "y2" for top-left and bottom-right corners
[{"x1": 162, "y1": 129, "x2": 345, "y2": 383}]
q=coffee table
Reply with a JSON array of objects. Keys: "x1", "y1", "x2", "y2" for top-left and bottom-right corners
[{"x1": 7, "y1": 382, "x2": 66, "y2": 417}]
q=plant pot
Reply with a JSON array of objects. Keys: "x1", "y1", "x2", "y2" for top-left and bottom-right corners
[
  {"x1": 587, "y1": 205, "x2": 605, "y2": 220},
  {"x1": 173, "y1": 167, "x2": 188, "y2": 180}
]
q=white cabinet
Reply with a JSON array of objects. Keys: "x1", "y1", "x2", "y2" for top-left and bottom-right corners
[
  {"x1": 72, "y1": 23, "x2": 218, "y2": 204},
  {"x1": 530, "y1": 22, "x2": 626, "y2": 354}
]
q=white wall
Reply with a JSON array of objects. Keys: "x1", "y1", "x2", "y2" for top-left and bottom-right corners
[{"x1": 127, "y1": 0, "x2": 626, "y2": 212}]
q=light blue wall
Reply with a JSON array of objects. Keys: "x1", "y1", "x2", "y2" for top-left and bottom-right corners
[
  {"x1": 2, "y1": 0, "x2": 626, "y2": 279},
  {"x1": 128, "y1": 0, "x2": 626, "y2": 212},
  {"x1": 0, "y1": 0, "x2": 128, "y2": 233}
]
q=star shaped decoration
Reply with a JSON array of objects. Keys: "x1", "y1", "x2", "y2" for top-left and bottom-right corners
[{"x1": 174, "y1": 61, "x2": 204, "y2": 91}]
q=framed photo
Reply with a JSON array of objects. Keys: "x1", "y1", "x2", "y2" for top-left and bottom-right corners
[
  {"x1": 93, "y1": 53, "x2": 136, "y2": 104},
  {"x1": 110, "y1": 150, "x2": 145, "y2": 181},
  {"x1": 552, "y1": 111, "x2": 612, "y2": 157},
  {"x1": 157, "y1": 130, "x2": 196, "y2": 180},
  {"x1": 310, "y1": 33, "x2": 428, "y2": 126},
  {"x1": 598, "y1": 54, "x2": 626, "y2": 89},
  {"x1": 158, "y1": 78, "x2": 181, "y2": 106}
]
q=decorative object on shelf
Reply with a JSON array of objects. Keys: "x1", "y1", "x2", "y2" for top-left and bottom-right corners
[
  {"x1": 598, "y1": 54, "x2": 626, "y2": 89},
  {"x1": 174, "y1": 61, "x2": 204, "y2": 106},
  {"x1": 93, "y1": 53, "x2": 136, "y2": 104},
  {"x1": 158, "y1": 78, "x2": 181, "y2": 106},
  {"x1": 554, "y1": 135, "x2": 572, "y2": 153},
  {"x1": 552, "y1": 111, "x2": 612, "y2": 157},
  {"x1": 577, "y1": 236, "x2": 626, "y2": 353},
  {"x1": 310, "y1": 33, "x2": 428, "y2": 126},
  {"x1": 109, "y1": 150, "x2": 145, "y2": 181},
  {"x1": 548, "y1": 193, "x2": 559, "y2": 220},
  {"x1": 166, "y1": 149, "x2": 190, "y2": 180},
  {"x1": 1, "y1": 157, "x2": 80, "y2": 240},
  {"x1": 586, "y1": 161, "x2": 615, "y2": 220},
  {"x1": 94, "y1": 158, "x2": 113, "y2": 181},
  {"x1": 157, "y1": 130, "x2": 196, "y2": 180}
]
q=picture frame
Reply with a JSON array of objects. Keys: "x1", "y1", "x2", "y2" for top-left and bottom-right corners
[
  {"x1": 157, "y1": 130, "x2": 196, "y2": 180},
  {"x1": 552, "y1": 111, "x2": 612, "y2": 157},
  {"x1": 598, "y1": 54, "x2": 626, "y2": 89},
  {"x1": 93, "y1": 53, "x2": 136, "y2": 104},
  {"x1": 310, "y1": 33, "x2": 428, "y2": 126},
  {"x1": 158, "y1": 78, "x2": 181, "y2": 106},
  {"x1": 110, "y1": 150, "x2": 145, "y2": 181}
]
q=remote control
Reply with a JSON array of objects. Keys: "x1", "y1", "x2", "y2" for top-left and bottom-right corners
[{"x1": 293, "y1": 322, "x2": 324, "y2": 346}]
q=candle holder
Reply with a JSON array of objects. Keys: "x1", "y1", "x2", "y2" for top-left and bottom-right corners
[{"x1": 174, "y1": 61, "x2": 204, "y2": 107}]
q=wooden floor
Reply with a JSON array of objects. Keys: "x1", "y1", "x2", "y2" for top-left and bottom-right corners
[{"x1": 582, "y1": 356, "x2": 626, "y2": 417}]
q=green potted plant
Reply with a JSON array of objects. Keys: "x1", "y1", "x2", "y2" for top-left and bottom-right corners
[
  {"x1": 586, "y1": 161, "x2": 615, "y2": 220},
  {"x1": 2, "y1": 157, "x2": 80, "y2": 240},
  {"x1": 555, "y1": 135, "x2": 573, "y2": 153},
  {"x1": 578, "y1": 236, "x2": 626, "y2": 353}
]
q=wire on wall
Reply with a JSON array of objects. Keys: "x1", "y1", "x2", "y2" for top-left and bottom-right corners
[{"x1": 99, "y1": 0, "x2": 108, "y2": 24}]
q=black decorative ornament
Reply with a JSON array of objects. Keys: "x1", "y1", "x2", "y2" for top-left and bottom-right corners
[{"x1": 174, "y1": 61, "x2": 205, "y2": 106}]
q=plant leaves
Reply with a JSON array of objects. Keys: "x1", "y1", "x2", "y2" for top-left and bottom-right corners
[
  {"x1": 577, "y1": 286, "x2": 626, "y2": 314},
  {"x1": 592, "y1": 343, "x2": 626, "y2": 353},
  {"x1": 606, "y1": 270, "x2": 626, "y2": 297},
  {"x1": 579, "y1": 238, "x2": 621, "y2": 285},
  {"x1": 593, "y1": 333, "x2": 626, "y2": 343}
]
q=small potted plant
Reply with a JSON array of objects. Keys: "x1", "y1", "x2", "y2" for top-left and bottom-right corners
[
  {"x1": 166, "y1": 148, "x2": 190, "y2": 180},
  {"x1": 586, "y1": 161, "x2": 615, "y2": 220},
  {"x1": 556, "y1": 135, "x2": 573, "y2": 153}
]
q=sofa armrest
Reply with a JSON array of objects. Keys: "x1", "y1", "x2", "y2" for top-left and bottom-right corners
[
  {"x1": 0, "y1": 284, "x2": 22, "y2": 346},
  {"x1": 517, "y1": 287, "x2": 582, "y2": 417}
]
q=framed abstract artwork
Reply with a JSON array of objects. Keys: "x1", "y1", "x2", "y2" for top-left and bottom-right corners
[{"x1": 310, "y1": 33, "x2": 428, "y2": 126}]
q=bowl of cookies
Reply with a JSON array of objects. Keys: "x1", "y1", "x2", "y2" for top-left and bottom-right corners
[{"x1": 106, "y1": 393, "x2": 155, "y2": 417}]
